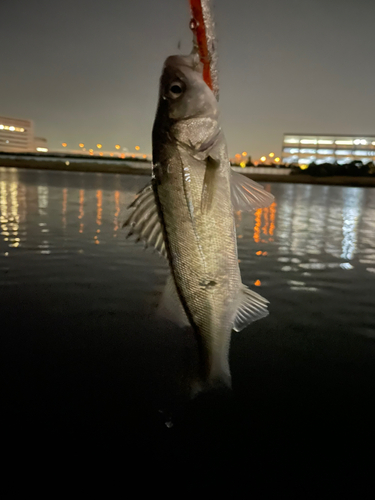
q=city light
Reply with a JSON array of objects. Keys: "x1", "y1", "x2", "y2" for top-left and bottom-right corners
[
  {"x1": 336, "y1": 150, "x2": 352, "y2": 155},
  {"x1": 135, "y1": 146, "x2": 140, "y2": 151},
  {"x1": 89, "y1": 149, "x2": 93, "y2": 153},
  {"x1": 269, "y1": 152, "x2": 275, "y2": 157},
  {"x1": 0, "y1": 124, "x2": 25, "y2": 132},
  {"x1": 260, "y1": 156, "x2": 266, "y2": 162},
  {"x1": 300, "y1": 139, "x2": 317, "y2": 145},
  {"x1": 284, "y1": 148, "x2": 299, "y2": 154},
  {"x1": 36, "y1": 147, "x2": 48, "y2": 152},
  {"x1": 115, "y1": 145, "x2": 120, "y2": 150},
  {"x1": 240, "y1": 161, "x2": 246, "y2": 168},
  {"x1": 242, "y1": 151, "x2": 247, "y2": 157},
  {"x1": 283, "y1": 134, "x2": 375, "y2": 165},
  {"x1": 300, "y1": 164, "x2": 309, "y2": 170},
  {"x1": 275, "y1": 157, "x2": 280, "y2": 162},
  {"x1": 97, "y1": 144, "x2": 102, "y2": 149},
  {"x1": 62, "y1": 143, "x2": 67, "y2": 147},
  {"x1": 79, "y1": 143, "x2": 84, "y2": 148}
]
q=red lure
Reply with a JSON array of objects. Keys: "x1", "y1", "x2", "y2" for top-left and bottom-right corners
[{"x1": 189, "y1": 0, "x2": 216, "y2": 96}]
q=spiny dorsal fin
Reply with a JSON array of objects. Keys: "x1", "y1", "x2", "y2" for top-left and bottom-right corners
[
  {"x1": 231, "y1": 171, "x2": 274, "y2": 212},
  {"x1": 233, "y1": 284, "x2": 269, "y2": 332},
  {"x1": 123, "y1": 182, "x2": 167, "y2": 258}
]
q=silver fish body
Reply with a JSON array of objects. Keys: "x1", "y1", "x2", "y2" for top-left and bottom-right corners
[
  {"x1": 153, "y1": 137, "x2": 239, "y2": 387},
  {"x1": 126, "y1": 53, "x2": 273, "y2": 393}
]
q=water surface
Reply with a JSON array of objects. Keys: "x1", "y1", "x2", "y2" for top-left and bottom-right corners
[{"x1": 2, "y1": 166, "x2": 375, "y2": 467}]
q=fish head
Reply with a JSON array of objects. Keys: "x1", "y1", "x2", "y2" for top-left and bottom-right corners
[
  {"x1": 153, "y1": 52, "x2": 224, "y2": 160},
  {"x1": 159, "y1": 52, "x2": 219, "y2": 122}
]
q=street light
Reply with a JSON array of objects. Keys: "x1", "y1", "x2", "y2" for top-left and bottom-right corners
[
  {"x1": 269, "y1": 152, "x2": 275, "y2": 158},
  {"x1": 62, "y1": 143, "x2": 67, "y2": 147},
  {"x1": 242, "y1": 151, "x2": 247, "y2": 157},
  {"x1": 275, "y1": 157, "x2": 280, "y2": 163},
  {"x1": 260, "y1": 156, "x2": 266, "y2": 162},
  {"x1": 97, "y1": 144, "x2": 102, "y2": 149},
  {"x1": 79, "y1": 143, "x2": 84, "y2": 148},
  {"x1": 115, "y1": 145, "x2": 120, "y2": 150},
  {"x1": 135, "y1": 145, "x2": 140, "y2": 151}
]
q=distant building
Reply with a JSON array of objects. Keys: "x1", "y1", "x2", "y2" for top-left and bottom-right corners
[
  {"x1": 0, "y1": 116, "x2": 34, "y2": 152},
  {"x1": 282, "y1": 133, "x2": 375, "y2": 165},
  {"x1": 34, "y1": 136, "x2": 48, "y2": 152}
]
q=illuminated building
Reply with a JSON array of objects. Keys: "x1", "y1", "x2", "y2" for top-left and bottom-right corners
[
  {"x1": 282, "y1": 133, "x2": 375, "y2": 165},
  {"x1": 34, "y1": 137, "x2": 48, "y2": 152},
  {"x1": 0, "y1": 116, "x2": 34, "y2": 152}
]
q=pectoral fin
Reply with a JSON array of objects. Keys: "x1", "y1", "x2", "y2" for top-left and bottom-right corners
[
  {"x1": 158, "y1": 275, "x2": 191, "y2": 328},
  {"x1": 201, "y1": 156, "x2": 220, "y2": 214},
  {"x1": 233, "y1": 284, "x2": 269, "y2": 332},
  {"x1": 231, "y1": 171, "x2": 274, "y2": 212},
  {"x1": 123, "y1": 182, "x2": 167, "y2": 258}
]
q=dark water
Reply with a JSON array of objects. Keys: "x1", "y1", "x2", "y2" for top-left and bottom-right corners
[{"x1": 2, "y1": 166, "x2": 375, "y2": 473}]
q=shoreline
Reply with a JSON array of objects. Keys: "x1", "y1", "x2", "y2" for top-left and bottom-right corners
[{"x1": 1, "y1": 153, "x2": 375, "y2": 187}]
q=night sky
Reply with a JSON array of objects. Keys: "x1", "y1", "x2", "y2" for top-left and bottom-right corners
[{"x1": 1, "y1": 0, "x2": 374, "y2": 158}]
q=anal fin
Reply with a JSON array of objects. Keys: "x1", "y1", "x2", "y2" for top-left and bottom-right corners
[{"x1": 233, "y1": 284, "x2": 269, "y2": 332}]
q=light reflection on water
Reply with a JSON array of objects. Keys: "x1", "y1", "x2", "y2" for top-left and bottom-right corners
[
  {"x1": 0, "y1": 167, "x2": 135, "y2": 255},
  {"x1": 1, "y1": 167, "x2": 375, "y2": 296},
  {"x1": 236, "y1": 182, "x2": 375, "y2": 295}
]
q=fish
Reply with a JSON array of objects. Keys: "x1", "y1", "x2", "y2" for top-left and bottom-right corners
[{"x1": 125, "y1": 52, "x2": 274, "y2": 394}]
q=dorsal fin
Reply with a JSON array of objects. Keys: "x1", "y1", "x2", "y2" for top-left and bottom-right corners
[
  {"x1": 231, "y1": 171, "x2": 274, "y2": 212},
  {"x1": 233, "y1": 284, "x2": 269, "y2": 332},
  {"x1": 123, "y1": 182, "x2": 167, "y2": 258}
]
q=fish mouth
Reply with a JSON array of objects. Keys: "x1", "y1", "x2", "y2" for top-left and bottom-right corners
[{"x1": 163, "y1": 52, "x2": 202, "y2": 74}]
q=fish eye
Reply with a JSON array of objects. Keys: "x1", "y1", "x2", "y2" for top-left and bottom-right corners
[{"x1": 167, "y1": 81, "x2": 184, "y2": 99}]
